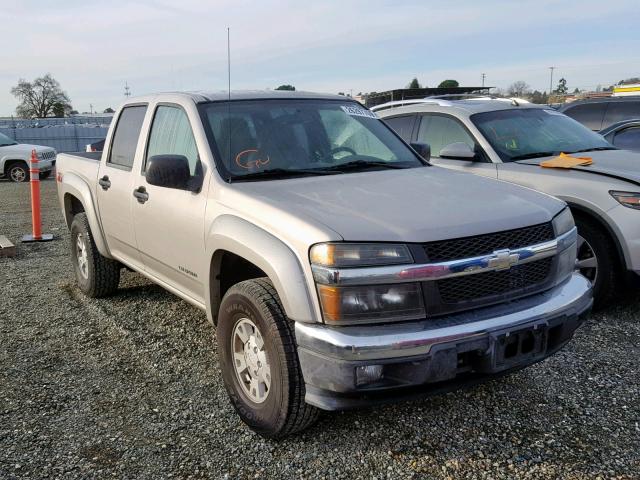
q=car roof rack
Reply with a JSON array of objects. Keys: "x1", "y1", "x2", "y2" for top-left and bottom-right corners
[
  {"x1": 369, "y1": 98, "x2": 453, "y2": 112},
  {"x1": 370, "y1": 96, "x2": 531, "y2": 112}
]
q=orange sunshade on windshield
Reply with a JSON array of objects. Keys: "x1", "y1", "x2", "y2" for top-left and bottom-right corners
[{"x1": 540, "y1": 152, "x2": 593, "y2": 169}]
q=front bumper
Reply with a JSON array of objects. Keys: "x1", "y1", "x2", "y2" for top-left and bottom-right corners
[{"x1": 295, "y1": 273, "x2": 592, "y2": 410}]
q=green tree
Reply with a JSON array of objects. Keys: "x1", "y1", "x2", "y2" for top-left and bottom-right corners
[
  {"x1": 103, "y1": 107, "x2": 115, "y2": 113},
  {"x1": 275, "y1": 84, "x2": 295, "y2": 91},
  {"x1": 407, "y1": 78, "x2": 421, "y2": 89},
  {"x1": 11, "y1": 73, "x2": 72, "y2": 118},
  {"x1": 529, "y1": 90, "x2": 549, "y2": 104},
  {"x1": 556, "y1": 78, "x2": 568, "y2": 95},
  {"x1": 438, "y1": 79, "x2": 459, "y2": 88}
]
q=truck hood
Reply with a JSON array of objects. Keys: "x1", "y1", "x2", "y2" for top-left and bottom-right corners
[
  {"x1": 517, "y1": 149, "x2": 640, "y2": 186},
  {"x1": 228, "y1": 166, "x2": 565, "y2": 242}
]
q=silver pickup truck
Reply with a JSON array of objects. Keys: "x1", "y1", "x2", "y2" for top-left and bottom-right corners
[{"x1": 56, "y1": 91, "x2": 592, "y2": 438}]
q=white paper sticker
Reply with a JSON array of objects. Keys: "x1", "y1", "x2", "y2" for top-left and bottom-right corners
[{"x1": 341, "y1": 105, "x2": 377, "y2": 118}]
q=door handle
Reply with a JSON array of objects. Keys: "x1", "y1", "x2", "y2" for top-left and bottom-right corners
[
  {"x1": 98, "y1": 175, "x2": 111, "y2": 190},
  {"x1": 133, "y1": 186, "x2": 149, "y2": 204}
]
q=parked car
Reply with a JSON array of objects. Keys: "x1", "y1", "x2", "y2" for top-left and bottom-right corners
[
  {"x1": 376, "y1": 97, "x2": 640, "y2": 307},
  {"x1": 599, "y1": 119, "x2": 640, "y2": 152},
  {"x1": 56, "y1": 91, "x2": 591, "y2": 438},
  {"x1": 558, "y1": 96, "x2": 640, "y2": 131},
  {"x1": 86, "y1": 138, "x2": 105, "y2": 152},
  {"x1": 0, "y1": 132, "x2": 56, "y2": 182}
]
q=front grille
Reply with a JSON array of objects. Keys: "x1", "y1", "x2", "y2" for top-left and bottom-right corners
[
  {"x1": 436, "y1": 257, "x2": 553, "y2": 304},
  {"x1": 424, "y1": 222, "x2": 554, "y2": 263}
]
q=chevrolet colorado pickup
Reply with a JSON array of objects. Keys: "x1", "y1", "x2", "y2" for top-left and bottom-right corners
[
  {"x1": 56, "y1": 91, "x2": 592, "y2": 438},
  {"x1": 0, "y1": 132, "x2": 56, "y2": 182}
]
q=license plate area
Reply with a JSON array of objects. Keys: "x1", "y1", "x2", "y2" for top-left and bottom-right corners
[{"x1": 492, "y1": 324, "x2": 547, "y2": 370}]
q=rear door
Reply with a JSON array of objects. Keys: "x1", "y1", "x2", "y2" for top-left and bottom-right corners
[
  {"x1": 415, "y1": 113, "x2": 497, "y2": 178},
  {"x1": 131, "y1": 103, "x2": 209, "y2": 304},
  {"x1": 96, "y1": 104, "x2": 148, "y2": 267}
]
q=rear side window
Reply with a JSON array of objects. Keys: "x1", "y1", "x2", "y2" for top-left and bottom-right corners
[
  {"x1": 417, "y1": 114, "x2": 475, "y2": 157},
  {"x1": 108, "y1": 105, "x2": 147, "y2": 169},
  {"x1": 613, "y1": 126, "x2": 640, "y2": 151},
  {"x1": 145, "y1": 105, "x2": 199, "y2": 174},
  {"x1": 602, "y1": 101, "x2": 640, "y2": 129},
  {"x1": 562, "y1": 103, "x2": 606, "y2": 131},
  {"x1": 384, "y1": 115, "x2": 415, "y2": 142}
]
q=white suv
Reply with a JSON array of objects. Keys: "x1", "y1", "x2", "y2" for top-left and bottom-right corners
[
  {"x1": 0, "y1": 132, "x2": 57, "y2": 182},
  {"x1": 376, "y1": 96, "x2": 640, "y2": 307}
]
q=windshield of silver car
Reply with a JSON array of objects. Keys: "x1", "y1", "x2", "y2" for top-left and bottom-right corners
[
  {"x1": 199, "y1": 100, "x2": 425, "y2": 180},
  {"x1": 0, "y1": 132, "x2": 18, "y2": 147},
  {"x1": 471, "y1": 108, "x2": 615, "y2": 162}
]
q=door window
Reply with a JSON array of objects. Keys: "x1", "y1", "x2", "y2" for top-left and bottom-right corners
[
  {"x1": 383, "y1": 115, "x2": 415, "y2": 142},
  {"x1": 417, "y1": 114, "x2": 475, "y2": 158},
  {"x1": 562, "y1": 103, "x2": 606, "y2": 131},
  {"x1": 108, "y1": 105, "x2": 147, "y2": 168},
  {"x1": 146, "y1": 106, "x2": 199, "y2": 175},
  {"x1": 602, "y1": 101, "x2": 640, "y2": 129},
  {"x1": 613, "y1": 126, "x2": 640, "y2": 151}
]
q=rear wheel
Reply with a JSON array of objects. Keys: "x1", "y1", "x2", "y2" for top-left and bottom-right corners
[
  {"x1": 70, "y1": 212, "x2": 121, "y2": 297},
  {"x1": 574, "y1": 216, "x2": 621, "y2": 309},
  {"x1": 218, "y1": 278, "x2": 319, "y2": 438},
  {"x1": 7, "y1": 162, "x2": 29, "y2": 183}
]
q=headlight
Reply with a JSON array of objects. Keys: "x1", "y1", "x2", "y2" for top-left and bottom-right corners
[
  {"x1": 309, "y1": 243, "x2": 412, "y2": 267},
  {"x1": 316, "y1": 283, "x2": 425, "y2": 323},
  {"x1": 609, "y1": 191, "x2": 640, "y2": 210},
  {"x1": 552, "y1": 207, "x2": 575, "y2": 236}
]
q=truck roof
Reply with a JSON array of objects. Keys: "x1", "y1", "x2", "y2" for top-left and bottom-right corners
[{"x1": 124, "y1": 90, "x2": 349, "y2": 105}]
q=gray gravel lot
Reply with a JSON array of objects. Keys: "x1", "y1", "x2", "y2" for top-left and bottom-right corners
[{"x1": 1, "y1": 179, "x2": 639, "y2": 479}]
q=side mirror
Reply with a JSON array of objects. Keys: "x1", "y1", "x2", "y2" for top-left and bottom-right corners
[
  {"x1": 439, "y1": 142, "x2": 476, "y2": 160},
  {"x1": 146, "y1": 154, "x2": 191, "y2": 190},
  {"x1": 410, "y1": 142, "x2": 431, "y2": 161}
]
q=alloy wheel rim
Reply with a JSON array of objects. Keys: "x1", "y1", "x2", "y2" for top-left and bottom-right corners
[
  {"x1": 576, "y1": 234, "x2": 598, "y2": 284},
  {"x1": 10, "y1": 167, "x2": 26, "y2": 182},
  {"x1": 231, "y1": 318, "x2": 271, "y2": 404},
  {"x1": 76, "y1": 234, "x2": 89, "y2": 279}
]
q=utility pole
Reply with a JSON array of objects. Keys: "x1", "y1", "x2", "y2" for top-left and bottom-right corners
[
  {"x1": 549, "y1": 67, "x2": 555, "y2": 96},
  {"x1": 124, "y1": 81, "x2": 131, "y2": 98},
  {"x1": 89, "y1": 103, "x2": 93, "y2": 115},
  {"x1": 481, "y1": 73, "x2": 486, "y2": 87}
]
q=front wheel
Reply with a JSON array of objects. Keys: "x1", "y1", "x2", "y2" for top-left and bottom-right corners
[
  {"x1": 7, "y1": 162, "x2": 29, "y2": 183},
  {"x1": 218, "y1": 278, "x2": 319, "y2": 438},
  {"x1": 575, "y1": 216, "x2": 621, "y2": 309}
]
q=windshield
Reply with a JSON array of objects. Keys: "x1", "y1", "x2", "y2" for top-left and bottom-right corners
[
  {"x1": 471, "y1": 108, "x2": 614, "y2": 162},
  {"x1": 199, "y1": 99, "x2": 425, "y2": 180},
  {"x1": 0, "y1": 132, "x2": 18, "y2": 146}
]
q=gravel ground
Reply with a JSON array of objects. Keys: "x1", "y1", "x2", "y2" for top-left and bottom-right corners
[{"x1": 1, "y1": 179, "x2": 639, "y2": 479}]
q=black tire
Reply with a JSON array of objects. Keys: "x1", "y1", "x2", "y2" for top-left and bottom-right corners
[
  {"x1": 7, "y1": 162, "x2": 29, "y2": 183},
  {"x1": 218, "y1": 278, "x2": 319, "y2": 439},
  {"x1": 575, "y1": 215, "x2": 621, "y2": 309},
  {"x1": 70, "y1": 212, "x2": 121, "y2": 298},
  {"x1": 39, "y1": 170, "x2": 52, "y2": 180}
]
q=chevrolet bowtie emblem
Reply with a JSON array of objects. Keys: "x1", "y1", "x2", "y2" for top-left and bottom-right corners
[{"x1": 487, "y1": 249, "x2": 520, "y2": 271}]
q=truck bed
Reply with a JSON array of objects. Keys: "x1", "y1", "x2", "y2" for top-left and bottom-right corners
[{"x1": 63, "y1": 151, "x2": 103, "y2": 161}]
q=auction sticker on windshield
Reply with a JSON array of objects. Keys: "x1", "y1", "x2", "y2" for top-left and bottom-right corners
[{"x1": 341, "y1": 105, "x2": 377, "y2": 118}]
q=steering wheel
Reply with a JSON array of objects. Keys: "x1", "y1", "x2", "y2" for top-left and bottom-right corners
[{"x1": 331, "y1": 146, "x2": 356, "y2": 158}]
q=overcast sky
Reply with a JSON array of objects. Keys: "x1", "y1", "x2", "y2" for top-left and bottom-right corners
[{"x1": 1, "y1": 0, "x2": 639, "y2": 115}]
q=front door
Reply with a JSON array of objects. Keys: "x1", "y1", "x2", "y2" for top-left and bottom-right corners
[
  {"x1": 96, "y1": 105, "x2": 148, "y2": 267},
  {"x1": 131, "y1": 104, "x2": 209, "y2": 305},
  {"x1": 415, "y1": 113, "x2": 498, "y2": 179}
]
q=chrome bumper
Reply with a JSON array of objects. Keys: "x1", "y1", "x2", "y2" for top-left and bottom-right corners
[
  {"x1": 296, "y1": 273, "x2": 591, "y2": 362},
  {"x1": 295, "y1": 273, "x2": 592, "y2": 409}
]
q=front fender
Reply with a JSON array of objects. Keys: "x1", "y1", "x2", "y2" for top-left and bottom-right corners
[
  {"x1": 60, "y1": 172, "x2": 112, "y2": 258},
  {"x1": 206, "y1": 215, "x2": 317, "y2": 325}
]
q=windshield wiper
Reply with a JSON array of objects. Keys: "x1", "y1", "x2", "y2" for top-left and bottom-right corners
[
  {"x1": 321, "y1": 160, "x2": 410, "y2": 171},
  {"x1": 510, "y1": 151, "x2": 557, "y2": 161},
  {"x1": 565, "y1": 146, "x2": 618, "y2": 153},
  {"x1": 229, "y1": 168, "x2": 341, "y2": 182}
]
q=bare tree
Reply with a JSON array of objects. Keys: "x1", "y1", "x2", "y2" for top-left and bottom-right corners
[
  {"x1": 11, "y1": 74, "x2": 72, "y2": 118},
  {"x1": 507, "y1": 81, "x2": 531, "y2": 98}
]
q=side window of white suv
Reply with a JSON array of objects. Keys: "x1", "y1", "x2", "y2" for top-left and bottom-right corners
[{"x1": 417, "y1": 114, "x2": 475, "y2": 158}]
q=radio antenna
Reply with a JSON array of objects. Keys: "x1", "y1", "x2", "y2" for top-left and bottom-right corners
[{"x1": 226, "y1": 27, "x2": 232, "y2": 181}]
